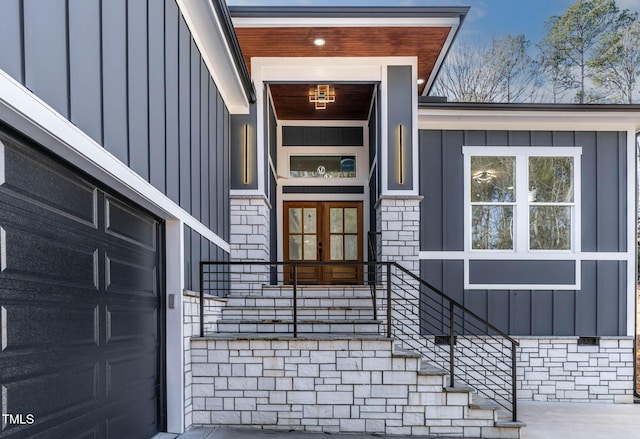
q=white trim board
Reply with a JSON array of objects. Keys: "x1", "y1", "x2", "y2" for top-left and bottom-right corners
[{"x1": 176, "y1": 0, "x2": 250, "y2": 114}]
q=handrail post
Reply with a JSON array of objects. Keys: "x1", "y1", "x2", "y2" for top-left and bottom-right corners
[
  {"x1": 386, "y1": 263, "x2": 391, "y2": 337},
  {"x1": 293, "y1": 264, "x2": 298, "y2": 338},
  {"x1": 371, "y1": 263, "x2": 378, "y2": 320},
  {"x1": 511, "y1": 340, "x2": 518, "y2": 422},
  {"x1": 449, "y1": 301, "x2": 455, "y2": 387},
  {"x1": 199, "y1": 261, "x2": 205, "y2": 337}
]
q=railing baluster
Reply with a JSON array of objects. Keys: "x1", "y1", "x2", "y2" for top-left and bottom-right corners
[
  {"x1": 199, "y1": 261, "x2": 204, "y2": 337},
  {"x1": 293, "y1": 264, "x2": 298, "y2": 338},
  {"x1": 512, "y1": 339, "x2": 518, "y2": 422},
  {"x1": 449, "y1": 301, "x2": 455, "y2": 387}
]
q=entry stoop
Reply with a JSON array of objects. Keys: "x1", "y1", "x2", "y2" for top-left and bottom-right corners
[{"x1": 187, "y1": 284, "x2": 524, "y2": 438}]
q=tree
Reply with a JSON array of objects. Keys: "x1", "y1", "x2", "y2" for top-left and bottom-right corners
[
  {"x1": 432, "y1": 35, "x2": 538, "y2": 103},
  {"x1": 590, "y1": 21, "x2": 640, "y2": 104},
  {"x1": 487, "y1": 35, "x2": 539, "y2": 103},
  {"x1": 539, "y1": 0, "x2": 636, "y2": 103}
]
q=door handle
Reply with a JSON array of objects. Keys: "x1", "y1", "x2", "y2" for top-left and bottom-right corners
[{"x1": 318, "y1": 241, "x2": 323, "y2": 259}]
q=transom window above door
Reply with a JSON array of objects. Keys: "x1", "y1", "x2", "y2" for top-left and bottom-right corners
[{"x1": 464, "y1": 146, "x2": 582, "y2": 253}]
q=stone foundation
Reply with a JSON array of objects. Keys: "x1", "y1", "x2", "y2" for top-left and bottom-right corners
[
  {"x1": 230, "y1": 195, "x2": 270, "y2": 262},
  {"x1": 516, "y1": 337, "x2": 635, "y2": 403}
]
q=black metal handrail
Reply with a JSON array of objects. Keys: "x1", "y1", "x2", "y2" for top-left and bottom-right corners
[{"x1": 199, "y1": 259, "x2": 519, "y2": 422}]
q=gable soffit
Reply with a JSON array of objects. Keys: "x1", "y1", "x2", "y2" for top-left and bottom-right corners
[{"x1": 228, "y1": 6, "x2": 468, "y2": 96}]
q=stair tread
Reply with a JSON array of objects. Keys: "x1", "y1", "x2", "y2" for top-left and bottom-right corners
[
  {"x1": 218, "y1": 318, "x2": 382, "y2": 324},
  {"x1": 418, "y1": 361, "x2": 449, "y2": 375},
  {"x1": 393, "y1": 347, "x2": 422, "y2": 359},
  {"x1": 469, "y1": 396, "x2": 501, "y2": 410},
  {"x1": 495, "y1": 420, "x2": 527, "y2": 428},
  {"x1": 444, "y1": 386, "x2": 476, "y2": 393}
]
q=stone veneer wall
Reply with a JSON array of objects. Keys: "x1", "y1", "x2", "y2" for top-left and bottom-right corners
[
  {"x1": 188, "y1": 337, "x2": 512, "y2": 437},
  {"x1": 230, "y1": 195, "x2": 270, "y2": 262},
  {"x1": 424, "y1": 336, "x2": 635, "y2": 404},
  {"x1": 516, "y1": 337, "x2": 635, "y2": 403},
  {"x1": 183, "y1": 291, "x2": 227, "y2": 430}
]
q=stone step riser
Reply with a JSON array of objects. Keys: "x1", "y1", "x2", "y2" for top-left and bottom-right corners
[
  {"x1": 221, "y1": 308, "x2": 375, "y2": 320},
  {"x1": 231, "y1": 287, "x2": 384, "y2": 299},
  {"x1": 216, "y1": 322, "x2": 382, "y2": 334},
  {"x1": 225, "y1": 297, "x2": 379, "y2": 308}
]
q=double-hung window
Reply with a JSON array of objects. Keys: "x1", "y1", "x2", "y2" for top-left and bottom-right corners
[{"x1": 464, "y1": 147, "x2": 581, "y2": 254}]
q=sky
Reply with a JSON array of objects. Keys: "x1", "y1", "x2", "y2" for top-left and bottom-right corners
[{"x1": 227, "y1": 0, "x2": 640, "y2": 46}]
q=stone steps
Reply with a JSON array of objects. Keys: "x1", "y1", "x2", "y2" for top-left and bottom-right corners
[{"x1": 220, "y1": 305, "x2": 375, "y2": 320}]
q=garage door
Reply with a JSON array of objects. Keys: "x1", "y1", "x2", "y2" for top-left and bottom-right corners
[{"x1": 0, "y1": 130, "x2": 163, "y2": 438}]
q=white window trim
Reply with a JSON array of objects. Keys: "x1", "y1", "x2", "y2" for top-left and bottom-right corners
[{"x1": 462, "y1": 146, "x2": 582, "y2": 290}]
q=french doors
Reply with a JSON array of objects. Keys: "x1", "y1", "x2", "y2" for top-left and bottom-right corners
[{"x1": 283, "y1": 201, "x2": 363, "y2": 284}]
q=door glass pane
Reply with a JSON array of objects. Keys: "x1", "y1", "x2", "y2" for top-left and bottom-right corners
[
  {"x1": 344, "y1": 208, "x2": 357, "y2": 233},
  {"x1": 530, "y1": 206, "x2": 571, "y2": 250},
  {"x1": 471, "y1": 205, "x2": 513, "y2": 250},
  {"x1": 344, "y1": 235, "x2": 358, "y2": 260},
  {"x1": 330, "y1": 208, "x2": 343, "y2": 233},
  {"x1": 303, "y1": 235, "x2": 317, "y2": 260},
  {"x1": 303, "y1": 208, "x2": 317, "y2": 233},
  {"x1": 330, "y1": 235, "x2": 343, "y2": 260},
  {"x1": 470, "y1": 156, "x2": 515, "y2": 202},
  {"x1": 289, "y1": 235, "x2": 302, "y2": 260},
  {"x1": 529, "y1": 157, "x2": 573, "y2": 202},
  {"x1": 289, "y1": 208, "x2": 302, "y2": 233}
]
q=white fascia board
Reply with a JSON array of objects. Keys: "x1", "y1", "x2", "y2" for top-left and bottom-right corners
[
  {"x1": 418, "y1": 108, "x2": 640, "y2": 131},
  {"x1": 177, "y1": 0, "x2": 250, "y2": 114},
  {"x1": 0, "y1": 69, "x2": 230, "y2": 253},
  {"x1": 423, "y1": 19, "x2": 459, "y2": 95},
  {"x1": 232, "y1": 16, "x2": 460, "y2": 28}
]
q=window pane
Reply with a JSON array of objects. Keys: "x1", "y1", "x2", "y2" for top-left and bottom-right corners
[
  {"x1": 530, "y1": 206, "x2": 571, "y2": 250},
  {"x1": 303, "y1": 208, "x2": 316, "y2": 233},
  {"x1": 289, "y1": 235, "x2": 302, "y2": 260},
  {"x1": 330, "y1": 235, "x2": 343, "y2": 260},
  {"x1": 303, "y1": 235, "x2": 317, "y2": 260},
  {"x1": 344, "y1": 235, "x2": 358, "y2": 260},
  {"x1": 529, "y1": 157, "x2": 573, "y2": 202},
  {"x1": 471, "y1": 156, "x2": 515, "y2": 202},
  {"x1": 344, "y1": 208, "x2": 358, "y2": 233},
  {"x1": 330, "y1": 208, "x2": 343, "y2": 233},
  {"x1": 290, "y1": 155, "x2": 356, "y2": 178},
  {"x1": 289, "y1": 208, "x2": 302, "y2": 233},
  {"x1": 472, "y1": 206, "x2": 513, "y2": 250}
]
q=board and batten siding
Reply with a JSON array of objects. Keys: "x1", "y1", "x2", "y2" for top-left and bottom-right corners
[
  {"x1": 0, "y1": 0, "x2": 230, "y2": 254},
  {"x1": 419, "y1": 129, "x2": 628, "y2": 336}
]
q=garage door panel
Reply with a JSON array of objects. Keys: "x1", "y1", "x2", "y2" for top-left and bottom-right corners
[
  {"x1": 105, "y1": 254, "x2": 157, "y2": 298},
  {"x1": 0, "y1": 302, "x2": 98, "y2": 353},
  {"x1": 106, "y1": 350, "x2": 158, "y2": 399},
  {"x1": 0, "y1": 133, "x2": 163, "y2": 437},
  {"x1": 2, "y1": 362, "x2": 99, "y2": 423},
  {"x1": 105, "y1": 391, "x2": 159, "y2": 439},
  {"x1": 0, "y1": 224, "x2": 99, "y2": 290},
  {"x1": 106, "y1": 305, "x2": 157, "y2": 345},
  {"x1": 105, "y1": 197, "x2": 156, "y2": 250},
  {"x1": 0, "y1": 140, "x2": 98, "y2": 227}
]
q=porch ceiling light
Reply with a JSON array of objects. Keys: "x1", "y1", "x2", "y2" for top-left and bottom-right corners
[
  {"x1": 417, "y1": 78, "x2": 425, "y2": 85},
  {"x1": 313, "y1": 38, "x2": 325, "y2": 47},
  {"x1": 309, "y1": 84, "x2": 336, "y2": 110}
]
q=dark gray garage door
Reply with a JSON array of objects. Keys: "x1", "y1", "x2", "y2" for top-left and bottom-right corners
[{"x1": 0, "y1": 129, "x2": 163, "y2": 438}]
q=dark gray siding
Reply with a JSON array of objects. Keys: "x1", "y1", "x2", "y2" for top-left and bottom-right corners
[
  {"x1": 419, "y1": 129, "x2": 628, "y2": 336},
  {"x1": 387, "y1": 66, "x2": 413, "y2": 190},
  {"x1": 184, "y1": 226, "x2": 229, "y2": 292},
  {"x1": 0, "y1": 0, "x2": 231, "y2": 258},
  {"x1": 282, "y1": 126, "x2": 364, "y2": 146}
]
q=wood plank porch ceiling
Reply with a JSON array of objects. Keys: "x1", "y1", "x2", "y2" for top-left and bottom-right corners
[{"x1": 235, "y1": 26, "x2": 451, "y2": 120}]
